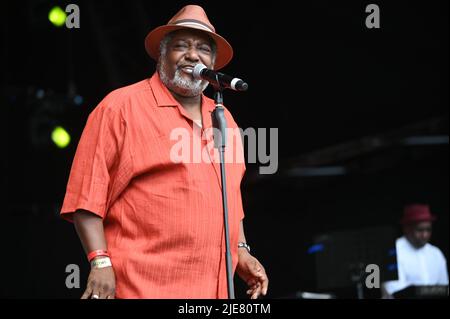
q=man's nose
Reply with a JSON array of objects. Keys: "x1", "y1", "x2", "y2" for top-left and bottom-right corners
[{"x1": 185, "y1": 47, "x2": 200, "y2": 61}]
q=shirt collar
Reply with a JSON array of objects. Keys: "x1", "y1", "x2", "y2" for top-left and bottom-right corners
[
  {"x1": 400, "y1": 236, "x2": 429, "y2": 252},
  {"x1": 149, "y1": 72, "x2": 178, "y2": 107}
]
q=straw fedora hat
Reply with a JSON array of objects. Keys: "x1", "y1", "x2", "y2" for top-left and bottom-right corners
[{"x1": 144, "y1": 5, "x2": 233, "y2": 70}]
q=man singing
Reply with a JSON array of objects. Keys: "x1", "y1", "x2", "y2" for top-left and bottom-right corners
[{"x1": 60, "y1": 5, "x2": 268, "y2": 299}]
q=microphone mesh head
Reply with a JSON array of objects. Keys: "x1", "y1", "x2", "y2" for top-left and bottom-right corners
[{"x1": 193, "y1": 64, "x2": 207, "y2": 79}]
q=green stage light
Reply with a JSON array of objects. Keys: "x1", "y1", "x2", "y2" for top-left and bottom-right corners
[
  {"x1": 48, "y1": 6, "x2": 66, "y2": 27},
  {"x1": 51, "y1": 126, "x2": 71, "y2": 148}
]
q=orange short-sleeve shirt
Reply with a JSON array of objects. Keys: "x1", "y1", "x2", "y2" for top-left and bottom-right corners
[{"x1": 61, "y1": 72, "x2": 246, "y2": 298}]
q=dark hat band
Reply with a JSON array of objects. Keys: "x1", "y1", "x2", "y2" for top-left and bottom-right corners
[{"x1": 169, "y1": 19, "x2": 214, "y2": 33}]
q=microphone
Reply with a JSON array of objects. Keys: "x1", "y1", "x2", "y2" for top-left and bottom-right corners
[{"x1": 193, "y1": 64, "x2": 248, "y2": 91}]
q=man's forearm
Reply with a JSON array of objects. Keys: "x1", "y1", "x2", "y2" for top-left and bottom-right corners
[
  {"x1": 73, "y1": 210, "x2": 116, "y2": 299},
  {"x1": 238, "y1": 220, "x2": 250, "y2": 259},
  {"x1": 239, "y1": 220, "x2": 247, "y2": 243},
  {"x1": 73, "y1": 209, "x2": 108, "y2": 255}
]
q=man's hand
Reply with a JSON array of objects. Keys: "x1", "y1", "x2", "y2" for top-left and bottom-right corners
[
  {"x1": 81, "y1": 265, "x2": 116, "y2": 299},
  {"x1": 236, "y1": 250, "x2": 269, "y2": 299}
]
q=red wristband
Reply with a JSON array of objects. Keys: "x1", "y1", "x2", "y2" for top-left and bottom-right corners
[{"x1": 87, "y1": 250, "x2": 110, "y2": 262}]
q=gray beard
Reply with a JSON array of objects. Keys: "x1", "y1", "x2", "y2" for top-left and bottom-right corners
[{"x1": 158, "y1": 59, "x2": 209, "y2": 97}]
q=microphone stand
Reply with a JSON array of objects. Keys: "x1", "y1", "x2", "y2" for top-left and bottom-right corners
[{"x1": 211, "y1": 83, "x2": 235, "y2": 299}]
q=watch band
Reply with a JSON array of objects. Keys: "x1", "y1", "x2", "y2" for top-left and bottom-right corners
[{"x1": 238, "y1": 242, "x2": 251, "y2": 253}]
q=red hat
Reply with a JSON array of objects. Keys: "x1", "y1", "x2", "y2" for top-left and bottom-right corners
[
  {"x1": 144, "y1": 5, "x2": 233, "y2": 70},
  {"x1": 400, "y1": 204, "x2": 436, "y2": 225}
]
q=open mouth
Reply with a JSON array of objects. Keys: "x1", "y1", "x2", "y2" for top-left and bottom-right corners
[{"x1": 179, "y1": 65, "x2": 195, "y2": 74}]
